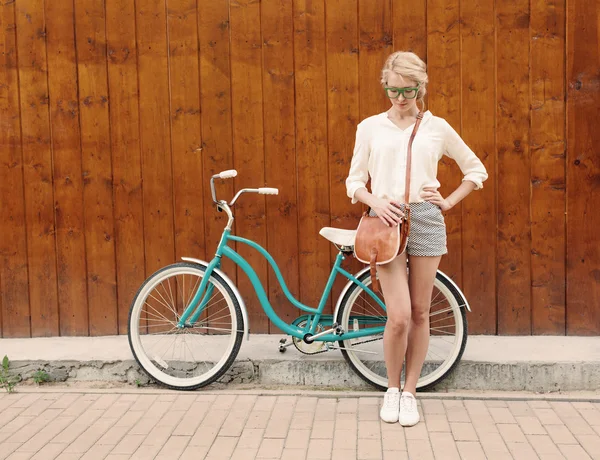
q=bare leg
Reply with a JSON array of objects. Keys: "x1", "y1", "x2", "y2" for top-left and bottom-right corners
[
  {"x1": 377, "y1": 253, "x2": 411, "y2": 389},
  {"x1": 403, "y1": 255, "x2": 442, "y2": 395}
]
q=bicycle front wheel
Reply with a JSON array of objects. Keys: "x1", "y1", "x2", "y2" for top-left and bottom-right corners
[
  {"x1": 128, "y1": 262, "x2": 243, "y2": 390},
  {"x1": 336, "y1": 270, "x2": 467, "y2": 391}
]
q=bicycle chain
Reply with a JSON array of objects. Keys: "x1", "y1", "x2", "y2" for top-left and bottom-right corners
[{"x1": 292, "y1": 335, "x2": 383, "y2": 355}]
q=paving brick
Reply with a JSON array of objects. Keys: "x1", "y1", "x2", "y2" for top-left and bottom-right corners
[
  {"x1": 450, "y1": 422, "x2": 478, "y2": 442},
  {"x1": 29, "y1": 443, "x2": 68, "y2": 460},
  {"x1": 425, "y1": 413, "x2": 451, "y2": 432},
  {"x1": 252, "y1": 396, "x2": 277, "y2": 412},
  {"x1": 237, "y1": 428, "x2": 265, "y2": 449},
  {"x1": 381, "y1": 430, "x2": 405, "y2": 451},
  {"x1": 507, "y1": 401, "x2": 534, "y2": 417},
  {"x1": 485, "y1": 401, "x2": 508, "y2": 408},
  {"x1": 16, "y1": 416, "x2": 75, "y2": 452},
  {"x1": 516, "y1": 415, "x2": 547, "y2": 435},
  {"x1": 357, "y1": 438, "x2": 382, "y2": 460},
  {"x1": 337, "y1": 399, "x2": 358, "y2": 414},
  {"x1": 506, "y1": 441, "x2": 540, "y2": 460},
  {"x1": 429, "y1": 432, "x2": 461, "y2": 460},
  {"x1": 294, "y1": 397, "x2": 318, "y2": 413},
  {"x1": 257, "y1": 438, "x2": 285, "y2": 459},
  {"x1": 333, "y1": 429, "x2": 357, "y2": 450},
  {"x1": 335, "y1": 413, "x2": 357, "y2": 431},
  {"x1": 154, "y1": 435, "x2": 190, "y2": 460},
  {"x1": 177, "y1": 443, "x2": 210, "y2": 460},
  {"x1": 110, "y1": 434, "x2": 146, "y2": 455},
  {"x1": 478, "y1": 431, "x2": 510, "y2": 456},
  {"x1": 281, "y1": 448, "x2": 308, "y2": 460},
  {"x1": 405, "y1": 439, "x2": 434, "y2": 460},
  {"x1": 489, "y1": 407, "x2": 517, "y2": 424},
  {"x1": 421, "y1": 399, "x2": 445, "y2": 415},
  {"x1": 357, "y1": 421, "x2": 380, "y2": 440},
  {"x1": 535, "y1": 408, "x2": 564, "y2": 425},
  {"x1": 578, "y1": 409, "x2": 600, "y2": 427},
  {"x1": 230, "y1": 447, "x2": 259, "y2": 460},
  {"x1": 0, "y1": 408, "x2": 26, "y2": 431},
  {"x1": 358, "y1": 404, "x2": 380, "y2": 422},
  {"x1": 88, "y1": 394, "x2": 120, "y2": 411},
  {"x1": 498, "y1": 423, "x2": 527, "y2": 444},
  {"x1": 561, "y1": 416, "x2": 596, "y2": 436},
  {"x1": 558, "y1": 444, "x2": 593, "y2": 460},
  {"x1": 575, "y1": 434, "x2": 600, "y2": 460},
  {"x1": 263, "y1": 412, "x2": 292, "y2": 439},
  {"x1": 382, "y1": 452, "x2": 408, "y2": 460},
  {"x1": 545, "y1": 424, "x2": 578, "y2": 445},
  {"x1": 289, "y1": 411, "x2": 315, "y2": 430},
  {"x1": 205, "y1": 436, "x2": 238, "y2": 459},
  {"x1": 527, "y1": 434, "x2": 563, "y2": 456},
  {"x1": 310, "y1": 420, "x2": 335, "y2": 440},
  {"x1": 53, "y1": 410, "x2": 105, "y2": 444},
  {"x1": 456, "y1": 441, "x2": 487, "y2": 460},
  {"x1": 79, "y1": 444, "x2": 113, "y2": 460},
  {"x1": 405, "y1": 422, "x2": 430, "y2": 441},
  {"x1": 62, "y1": 417, "x2": 117, "y2": 454},
  {"x1": 11, "y1": 394, "x2": 42, "y2": 409}
]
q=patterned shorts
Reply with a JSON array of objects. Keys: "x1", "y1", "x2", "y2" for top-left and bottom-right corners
[{"x1": 368, "y1": 201, "x2": 447, "y2": 257}]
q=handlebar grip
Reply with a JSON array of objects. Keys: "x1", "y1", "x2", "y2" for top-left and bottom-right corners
[
  {"x1": 258, "y1": 187, "x2": 279, "y2": 195},
  {"x1": 218, "y1": 169, "x2": 238, "y2": 179}
]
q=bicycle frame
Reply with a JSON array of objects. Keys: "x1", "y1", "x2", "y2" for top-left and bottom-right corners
[{"x1": 177, "y1": 227, "x2": 386, "y2": 342}]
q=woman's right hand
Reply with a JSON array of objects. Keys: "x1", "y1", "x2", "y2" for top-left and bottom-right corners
[{"x1": 370, "y1": 197, "x2": 404, "y2": 227}]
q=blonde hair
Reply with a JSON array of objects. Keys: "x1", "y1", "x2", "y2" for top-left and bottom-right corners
[{"x1": 381, "y1": 51, "x2": 428, "y2": 100}]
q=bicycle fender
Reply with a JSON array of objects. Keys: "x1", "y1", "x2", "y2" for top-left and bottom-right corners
[
  {"x1": 181, "y1": 257, "x2": 250, "y2": 340},
  {"x1": 332, "y1": 267, "x2": 471, "y2": 320}
]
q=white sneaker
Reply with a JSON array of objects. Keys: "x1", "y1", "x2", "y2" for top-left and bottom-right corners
[
  {"x1": 398, "y1": 391, "x2": 420, "y2": 427},
  {"x1": 380, "y1": 388, "x2": 400, "y2": 423}
]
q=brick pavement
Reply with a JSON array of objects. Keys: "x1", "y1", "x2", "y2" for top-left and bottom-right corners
[{"x1": 0, "y1": 390, "x2": 599, "y2": 460}]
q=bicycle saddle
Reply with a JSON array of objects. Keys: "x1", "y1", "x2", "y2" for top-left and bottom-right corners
[{"x1": 319, "y1": 227, "x2": 357, "y2": 249}]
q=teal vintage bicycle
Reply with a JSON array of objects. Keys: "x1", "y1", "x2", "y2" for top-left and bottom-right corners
[{"x1": 128, "y1": 170, "x2": 470, "y2": 391}]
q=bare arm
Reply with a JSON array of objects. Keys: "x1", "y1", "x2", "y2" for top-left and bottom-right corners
[
  {"x1": 354, "y1": 188, "x2": 404, "y2": 227},
  {"x1": 421, "y1": 180, "x2": 477, "y2": 211}
]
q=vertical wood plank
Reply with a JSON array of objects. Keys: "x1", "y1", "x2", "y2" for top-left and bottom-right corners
[
  {"x1": 0, "y1": 0, "x2": 31, "y2": 337},
  {"x1": 392, "y1": 0, "x2": 426, "y2": 57},
  {"x1": 496, "y1": 0, "x2": 531, "y2": 334},
  {"x1": 106, "y1": 0, "x2": 146, "y2": 334},
  {"x1": 326, "y1": 0, "x2": 362, "y2": 302},
  {"x1": 46, "y1": 0, "x2": 89, "y2": 335},
  {"x1": 294, "y1": 0, "x2": 331, "y2": 308},
  {"x1": 566, "y1": 0, "x2": 600, "y2": 335},
  {"x1": 167, "y1": 0, "x2": 206, "y2": 265},
  {"x1": 197, "y1": 0, "x2": 237, "y2": 286},
  {"x1": 530, "y1": 0, "x2": 566, "y2": 335},
  {"x1": 358, "y1": 0, "x2": 392, "y2": 120},
  {"x1": 230, "y1": 0, "x2": 269, "y2": 332},
  {"x1": 136, "y1": 0, "x2": 175, "y2": 275},
  {"x1": 261, "y1": 0, "x2": 299, "y2": 331},
  {"x1": 15, "y1": 0, "x2": 59, "y2": 337},
  {"x1": 426, "y1": 0, "x2": 462, "y2": 283},
  {"x1": 460, "y1": 0, "x2": 496, "y2": 334},
  {"x1": 74, "y1": 0, "x2": 118, "y2": 336}
]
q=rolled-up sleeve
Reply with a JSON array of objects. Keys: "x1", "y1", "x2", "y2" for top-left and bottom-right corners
[
  {"x1": 346, "y1": 124, "x2": 369, "y2": 204},
  {"x1": 442, "y1": 120, "x2": 488, "y2": 190}
]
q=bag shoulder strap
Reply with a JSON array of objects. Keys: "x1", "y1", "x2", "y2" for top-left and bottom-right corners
[{"x1": 404, "y1": 111, "x2": 424, "y2": 204}]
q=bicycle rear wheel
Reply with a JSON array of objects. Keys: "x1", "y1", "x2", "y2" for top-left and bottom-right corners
[
  {"x1": 128, "y1": 262, "x2": 243, "y2": 390},
  {"x1": 336, "y1": 270, "x2": 467, "y2": 391}
]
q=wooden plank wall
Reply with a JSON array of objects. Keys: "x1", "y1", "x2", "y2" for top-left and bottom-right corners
[{"x1": 1, "y1": 0, "x2": 598, "y2": 337}]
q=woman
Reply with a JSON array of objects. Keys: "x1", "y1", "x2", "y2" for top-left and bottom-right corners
[{"x1": 346, "y1": 51, "x2": 488, "y2": 426}]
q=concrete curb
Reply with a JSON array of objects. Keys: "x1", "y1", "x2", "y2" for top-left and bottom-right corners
[{"x1": 8, "y1": 358, "x2": 600, "y2": 392}]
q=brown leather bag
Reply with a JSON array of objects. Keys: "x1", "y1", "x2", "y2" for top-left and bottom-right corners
[{"x1": 354, "y1": 112, "x2": 424, "y2": 292}]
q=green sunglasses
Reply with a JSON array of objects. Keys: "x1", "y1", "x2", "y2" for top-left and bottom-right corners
[{"x1": 384, "y1": 84, "x2": 420, "y2": 100}]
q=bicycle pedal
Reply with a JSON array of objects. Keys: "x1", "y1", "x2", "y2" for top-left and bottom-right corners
[{"x1": 279, "y1": 338, "x2": 287, "y2": 344}]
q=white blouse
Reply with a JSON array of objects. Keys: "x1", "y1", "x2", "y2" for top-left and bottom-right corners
[{"x1": 346, "y1": 110, "x2": 488, "y2": 204}]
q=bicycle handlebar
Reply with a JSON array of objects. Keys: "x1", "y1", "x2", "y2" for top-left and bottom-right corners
[{"x1": 210, "y1": 170, "x2": 279, "y2": 206}]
